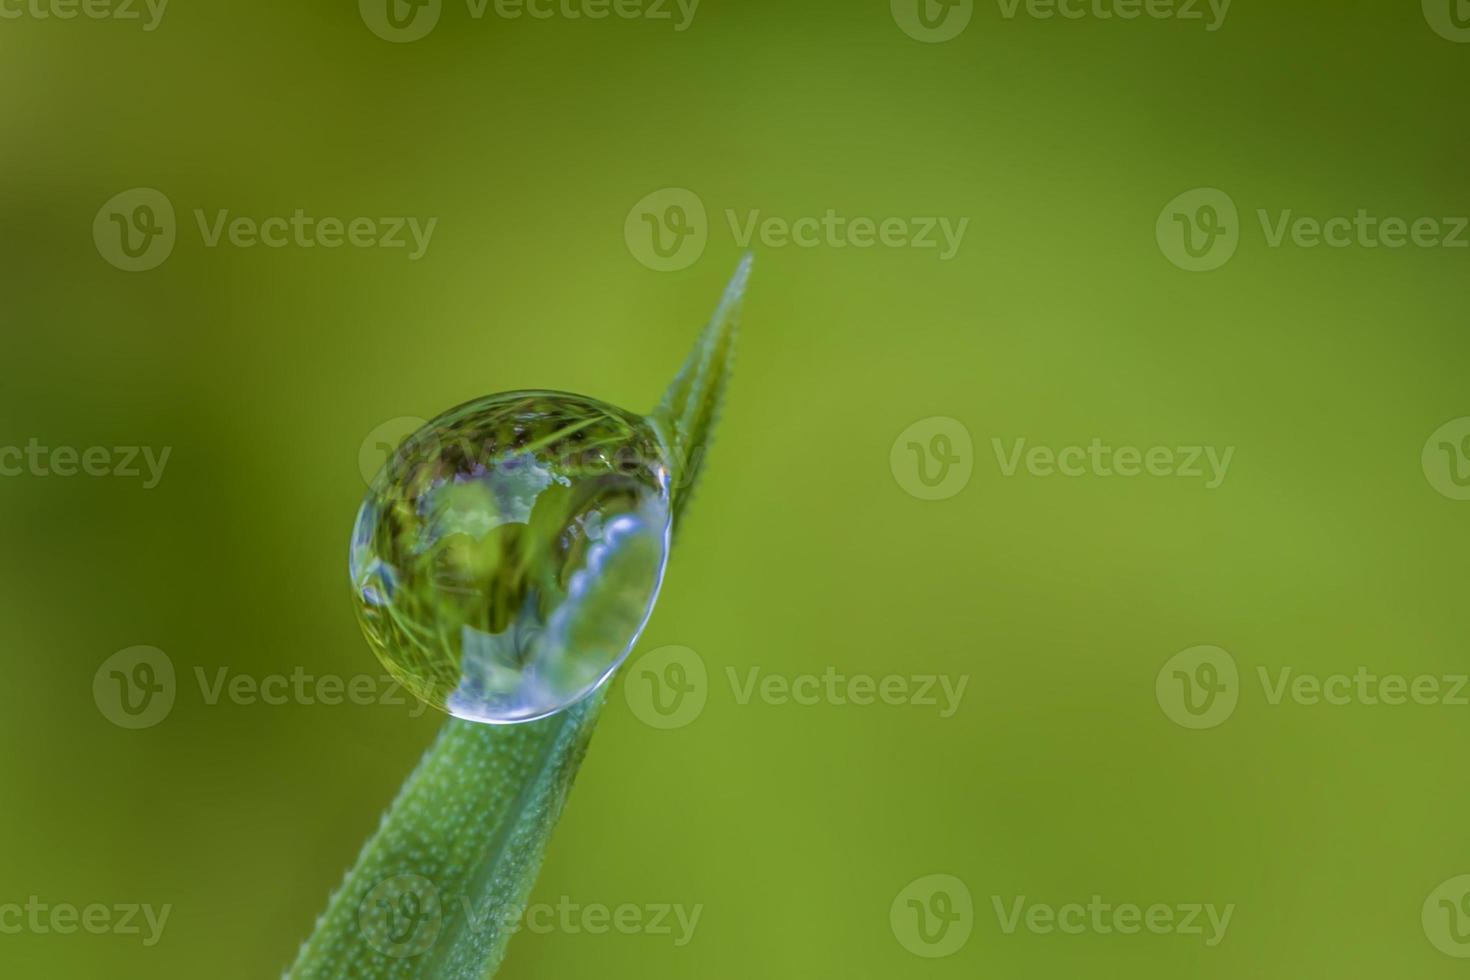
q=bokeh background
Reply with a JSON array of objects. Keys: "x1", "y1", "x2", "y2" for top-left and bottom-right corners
[{"x1": 4, "y1": 0, "x2": 1470, "y2": 976}]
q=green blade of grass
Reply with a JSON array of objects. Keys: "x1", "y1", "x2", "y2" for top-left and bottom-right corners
[
  {"x1": 286, "y1": 258, "x2": 749, "y2": 980},
  {"x1": 650, "y1": 253, "x2": 752, "y2": 526},
  {"x1": 287, "y1": 693, "x2": 604, "y2": 979}
]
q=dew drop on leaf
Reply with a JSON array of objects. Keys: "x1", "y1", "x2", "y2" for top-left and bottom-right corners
[{"x1": 350, "y1": 391, "x2": 672, "y2": 724}]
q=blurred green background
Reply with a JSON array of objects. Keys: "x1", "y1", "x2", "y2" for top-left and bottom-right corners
[{"x1": 4, "y1": 0, "x2": 1470, "y2": 976}]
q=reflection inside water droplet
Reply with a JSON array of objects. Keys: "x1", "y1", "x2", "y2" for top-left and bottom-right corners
[{"x1": 350, "y1": 391, "x2": 671, "y2": 723}]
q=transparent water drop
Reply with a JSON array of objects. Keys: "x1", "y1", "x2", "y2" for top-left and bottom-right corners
[{"x1": 350, "y1": 391, "x2": 672, "y2": 724}]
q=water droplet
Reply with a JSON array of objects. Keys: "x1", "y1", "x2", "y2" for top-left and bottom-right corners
[{"x1": 350, "y1": 391, "x2": 672, "y2": 724}]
